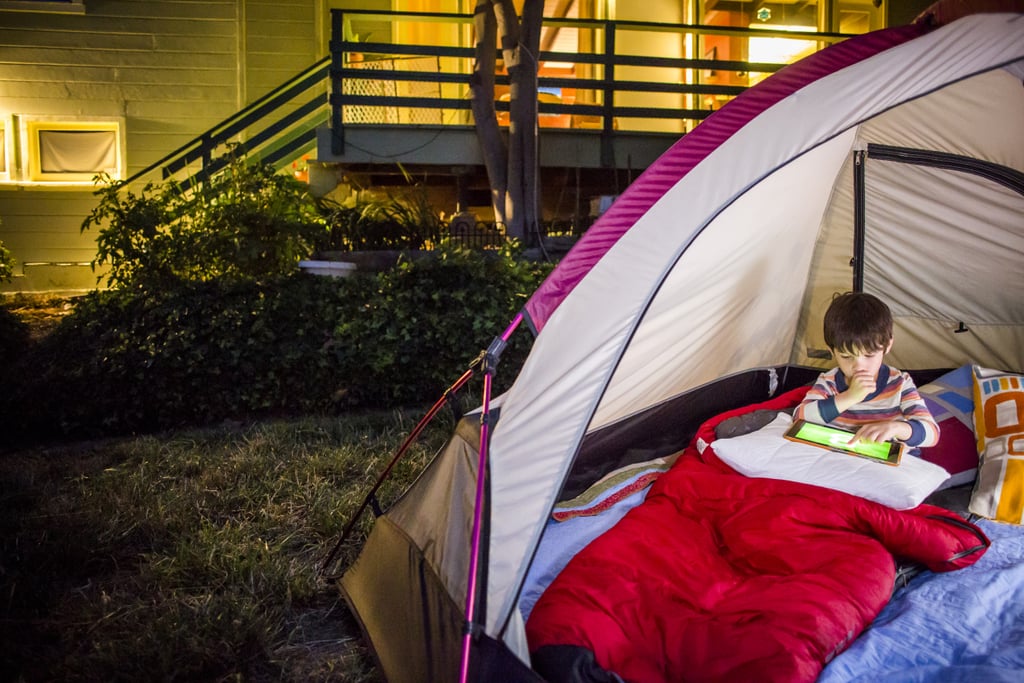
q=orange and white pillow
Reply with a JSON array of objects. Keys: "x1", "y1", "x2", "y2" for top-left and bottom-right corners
[{"x1": 969, "y1": 365, "x2": 1024, "y2": 524}]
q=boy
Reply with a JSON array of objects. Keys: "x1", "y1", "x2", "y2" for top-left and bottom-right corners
[{"x1": 794, "y1": 291, "x2": 939, "y2": 450}]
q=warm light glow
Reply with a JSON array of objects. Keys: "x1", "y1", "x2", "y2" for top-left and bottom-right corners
[
  {"x1": 748, "y1": 25, "x2": 817, "y2": 65},
  {"x1": 19, "y1": 118, "x2": 123, "y2": 183},
  {"x1": 746, "y1": 24, "x2": 817, "y2": 86}
]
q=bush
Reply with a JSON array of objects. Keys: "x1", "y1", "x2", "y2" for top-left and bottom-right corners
[
  {"x1": 3, "y1": 275, "x2": 359, "y2": 441},
  {"x1": 2, "y1": 246, "x2": 554, "y2": 444},
  {"x1": 0, "y1": 235, "x2": 14, "y2": 283},
  {"x1": 82, "y1": 154, "x2": 326, "y2": 289},
  {"x1": 0, "y1": 233, "x2": 32, "y2": 363},
  {"x1": 316, "y1": 188, "x2": 446, "y2": 252},
  {"x1": 0, "y1": 302, "x2": 30, "y2": 366},
  {"x1": 334, "y1": 241, "x2": 551, "y2": 405}
]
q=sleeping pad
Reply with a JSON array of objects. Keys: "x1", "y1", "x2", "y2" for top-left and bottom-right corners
[{"x1": 526, "y1": 400, "x2": 989, "y2": 683}]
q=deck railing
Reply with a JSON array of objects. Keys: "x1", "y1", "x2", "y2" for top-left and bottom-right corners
[
  {"x1": 128, "y1": 9, "x2": 853, "y2": 190},
  {"x1": 330, "y1": 9, "x2": 853, "y2": 162}
]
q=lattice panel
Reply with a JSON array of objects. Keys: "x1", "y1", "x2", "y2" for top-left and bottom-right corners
[
  {"x1": 343, "y1": 58, "x2": 399, "y2": 124},
  {"x1": 343, "y1": 56, "x2": 446, "y2": 125}
]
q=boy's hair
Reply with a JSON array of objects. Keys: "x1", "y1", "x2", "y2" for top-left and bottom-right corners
[{"x1": 823, "y1": 291, "x2": 893, "y2": 354}]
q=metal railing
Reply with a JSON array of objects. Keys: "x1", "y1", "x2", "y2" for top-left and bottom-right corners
[
  {"x1": 330, "y1": 9, "x2": 854, "y2": 159},
  {"x1": 125, "y1": 59, "x2": 331, "y2": 190},
  {"x1": 126, "y1": 9, "x2": 853, "y2": 191}
]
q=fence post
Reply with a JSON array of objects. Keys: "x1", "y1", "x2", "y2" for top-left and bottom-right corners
[{"x1": 330, "y1": 10, "x2": 346, "y2": 155}]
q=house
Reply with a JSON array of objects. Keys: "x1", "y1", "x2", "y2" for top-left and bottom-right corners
[{"x1": 1, "y1": 0, "x2": 925, "y2": 294}]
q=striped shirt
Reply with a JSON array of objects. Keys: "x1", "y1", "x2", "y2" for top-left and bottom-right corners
[{"x1": 794, "y1": 365, "x2": 940, "y2": 448}]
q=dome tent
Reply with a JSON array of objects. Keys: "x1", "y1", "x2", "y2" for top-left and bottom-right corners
[{"x1": 334, "y1": 7, "x2": 1024, "y2": 682}]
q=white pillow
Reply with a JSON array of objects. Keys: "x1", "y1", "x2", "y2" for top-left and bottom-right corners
[{"x1": 710, "y1": 413, "x2": 950, "y2": 510}]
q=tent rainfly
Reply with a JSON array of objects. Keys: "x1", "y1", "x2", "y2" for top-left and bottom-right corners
[{"x1": 332, "y1": 6, "x2": 1024, "y2": 682}]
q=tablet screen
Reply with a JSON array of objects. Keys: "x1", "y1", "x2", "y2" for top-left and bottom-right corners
[{"x1": 785, "y1": 420, "x2": 902, "y2": 464}]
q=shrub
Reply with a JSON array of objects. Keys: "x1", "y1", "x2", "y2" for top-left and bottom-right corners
[
  {"x1": 316, "y1": 188, "x2": 446, "y2": 252},
  {"x1": 2, "y1": 246, "x2": 553, "y2": 444},
  {"x1": 0, "y1": 302, "x2": 30, "y2": 367},
  {"x1": 82, "y1": 154, "x2": 326, "y2": 289},
  {"x1": 333, "y1": 241, "x2": 552, "y2": 406},
  {"x1": 0, "y1": 233, "x2": 31, "y2": 363},
  {"x1": 3, "y1": 275, "x2": 360, "y2": 441},
  {"x1": 0, "y1": 235, "x2": 14, "y2": 283}
]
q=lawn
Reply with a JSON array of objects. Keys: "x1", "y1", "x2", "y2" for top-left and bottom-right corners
[{"x1": 0, "y1": 408, "x2": 451, "y2": 681}]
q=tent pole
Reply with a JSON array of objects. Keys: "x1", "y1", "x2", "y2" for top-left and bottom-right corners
[
  {"x1": 852, "y1": 148, "x2": 866, "y2": 292},
  {"x1": 459, "y1": 313, "x2": 523, "y2": 683},
  {"x1": 318, "y1": 364, "x2": 478, "y2": 580}
]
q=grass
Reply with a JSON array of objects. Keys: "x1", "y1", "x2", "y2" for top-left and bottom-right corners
[{"x1": 0, "y1": 408, "x2": 454, "y2": 682}]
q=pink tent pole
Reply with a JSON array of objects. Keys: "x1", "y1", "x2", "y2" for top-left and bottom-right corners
[
  {"x1": 319, "y1": 365, "x2": 477, "y2": 581},
  {"x1": 459, "y1": 312, "x2": 524, "y2": 683}
]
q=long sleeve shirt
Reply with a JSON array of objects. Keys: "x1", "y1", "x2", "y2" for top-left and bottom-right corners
[{"x1": 794, "y1": 365, "x2": 940, "y2": 448}]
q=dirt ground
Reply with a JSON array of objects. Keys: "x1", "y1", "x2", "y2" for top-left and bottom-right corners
[{"x1": 3, "y1": 293, "x2": 79, "y2": 340}]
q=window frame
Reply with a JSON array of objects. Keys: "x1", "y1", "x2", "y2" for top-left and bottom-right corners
[
  {"x1": 0, "y1": 1, "x2": 86, "y2": 15},
  {"x1": 15, "y1": 115, "x2": 125, "y2": 185},
  {"x1": 0, "y1": 118, "x2": 9, "y2": 182}
]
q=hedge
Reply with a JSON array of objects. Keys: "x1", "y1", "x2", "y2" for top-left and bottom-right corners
[{"x1": 0, "y1": 245, "x2": 552, "y2": 445}]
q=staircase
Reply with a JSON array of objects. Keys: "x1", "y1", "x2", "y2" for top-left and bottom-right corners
[{"x1": 125, "y1": 58, "x2": 331, "y2": 192}]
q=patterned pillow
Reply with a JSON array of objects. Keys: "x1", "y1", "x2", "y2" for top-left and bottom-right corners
[
  {"x1": 918, "y1": 365, "x2": 978, "y2": 490},
  {"x1": 552, "y1": 456, "x2": 675, "y2": 522},
  {"x1": 969, "y1": 365, "x2": 1024, "y2": 524}
]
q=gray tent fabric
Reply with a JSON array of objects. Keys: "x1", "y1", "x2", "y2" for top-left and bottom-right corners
[{"x1": 339, "y1": 10, "x2": 1024, "y2": 681}]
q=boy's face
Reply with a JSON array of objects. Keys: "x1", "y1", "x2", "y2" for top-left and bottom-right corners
[{"x1": 832, "y1": 338, "x2": 893, "y2": 382}]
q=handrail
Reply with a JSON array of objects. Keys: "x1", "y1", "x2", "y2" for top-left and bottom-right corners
[
  {"x1": 123, "y1": 9, "x2": 854, "y2": 191},
  {"x1": 329, "y1": 9, "x2": 854, "y2": 159},
  {"x1": 124, "y1": 57, "x2": 331, "y2": 189}
]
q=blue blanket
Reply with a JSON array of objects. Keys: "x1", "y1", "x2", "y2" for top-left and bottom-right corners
[{"x1": 818, "y1": 518, "x2": 1024, "y2": 682}]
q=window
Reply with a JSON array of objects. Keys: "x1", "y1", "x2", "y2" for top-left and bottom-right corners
[
  {"x1": 0, "y1": 1, "x2": 86, "y2": 15},
  {"x1": 0, "y1": 119, "x2": 8, "y2": 181},
  {"x1": 17, "y1": 117, "x2": 124, "y2": 183}
]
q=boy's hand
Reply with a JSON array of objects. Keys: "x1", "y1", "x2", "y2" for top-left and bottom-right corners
[
  {"x1": 844, "y1": 369, "x2": 877, "y2": 403},
  {"x1": 850, "y1": 420, "x2": 912, "y2": 445}
]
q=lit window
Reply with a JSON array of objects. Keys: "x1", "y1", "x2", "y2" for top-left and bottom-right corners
[
  {"x1": 18, "y1": 118, "x2": 124, "y2": 183},
  {"x1": 0, "y1": 1, "x2": 86, "y2": 15},
  {"x1": 0, "y1": 119, "x2": 7, "y2": 180},
  {"x1": 747, "y1": 25, "x2": 817, "y2": 86}
]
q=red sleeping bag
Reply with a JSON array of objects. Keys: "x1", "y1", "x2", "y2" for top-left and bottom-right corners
[{"x1": 526, "y1": 388, "x2": 989, "y2": 683}]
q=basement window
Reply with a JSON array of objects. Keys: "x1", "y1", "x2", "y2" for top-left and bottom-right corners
[{"x1": 18, "y1": 117, "x2": 124, "y2": 184}]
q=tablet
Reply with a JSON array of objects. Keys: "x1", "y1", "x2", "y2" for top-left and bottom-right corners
[{"x1": 784, "y1": 419, "x2": 903, "y2": 466}]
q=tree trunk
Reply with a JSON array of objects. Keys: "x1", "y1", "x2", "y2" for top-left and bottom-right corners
[
  {"x1": 469, "y1": 1, "x2": 506, "y2": 225},
  {"x1": 469, "y1": 0, "x2": 543, "y2": 244}
]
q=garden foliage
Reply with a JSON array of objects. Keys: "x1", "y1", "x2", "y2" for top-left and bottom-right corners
[
  {"x1": 4, "y1": 156, "x2": 555, "y2": 444},
  {"x1": 82, "y1": 154, "x2": 453, "y2": 288},
  {"x1": 82, "y1": 156, "x2": 326, "y2": 288},
  {"x1": 0, "y1": 234, "x2": 14, "y2": 282},
  {"x1": 319, "y1": 188, "x2": 446, "y2": 252},
  {"x1": 1, "y1": 244, "x2": 552, "y2": 443},
  {"x1": 0, "y1": 303, "x2": 29, "y2": 364},
  {"x1": 337, "y1": 241, "x2": 548, "y2": 406},
  {"x1": 0, "y1": 237, "x2": 30, "y2": 363}
]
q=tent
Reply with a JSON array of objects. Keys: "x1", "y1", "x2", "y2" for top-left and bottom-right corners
[{"x1": 334, "y1": 6, "x2": 1024, "y2": 682}]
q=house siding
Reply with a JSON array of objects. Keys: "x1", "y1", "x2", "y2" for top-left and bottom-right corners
[{"x1": 0, "y1": 0, "x2": 320, "y2": 293}]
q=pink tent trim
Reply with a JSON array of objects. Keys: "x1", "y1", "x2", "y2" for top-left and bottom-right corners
[{"x1": 523, "y1": 21, "x2": 930, "y2": 334}]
